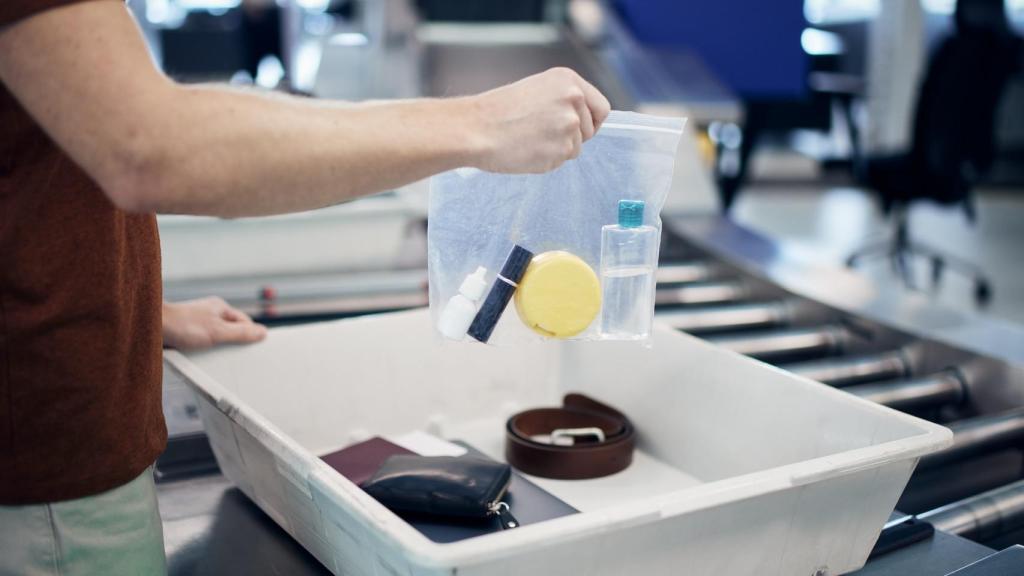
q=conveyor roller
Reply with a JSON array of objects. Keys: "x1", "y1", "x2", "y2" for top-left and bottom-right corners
[
  {"x1": 655, "y1": 261, "x2": 716, "y2": 285},
  {"x1": 654, "y1": 281, "x2": 748, "y2": 307},
  {"x1": 919, "y1": 479, "x2": 1024, "y2": 542},
  {"x1": 783, "y1": 351, "x2": 911, "y2": 387},
  {"x1": 918, "y1": 407, "x2": 1024, "y2": 472},
  {"x1": 708, "y1": 325, "x2": 850, "y2": 362},
  {"x1": 847, "y1": 370, "x2": 967, "y2": 412},
  {"x1": 655, "y1": 301, "x2": 790, "y2": 335}
]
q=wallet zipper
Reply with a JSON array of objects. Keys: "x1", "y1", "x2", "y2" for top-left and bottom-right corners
[
  {"x1": 486, "y1": 472, "x2": 518, "y2": 530},
  {"x1": 487, "y1": 501, "x2": 520, "y2": 530}
]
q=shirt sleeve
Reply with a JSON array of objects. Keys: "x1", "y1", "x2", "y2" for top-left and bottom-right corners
[{"x1": 1, "y1": 0, "x2": 111, "y2": 29}]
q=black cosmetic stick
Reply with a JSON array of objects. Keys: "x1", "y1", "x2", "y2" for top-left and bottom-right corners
[{"x1": 467, "y1": 244, "x2": 534, "y2": 343}]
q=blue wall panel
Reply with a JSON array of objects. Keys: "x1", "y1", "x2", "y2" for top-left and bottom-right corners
[{"x1": 613, "y1": 0, "x2": 809, "y2": 99}]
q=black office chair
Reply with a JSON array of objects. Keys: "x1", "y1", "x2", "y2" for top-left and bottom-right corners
[{"x1": 847, "y1": 0, "x2": 1022, "y2": 306}]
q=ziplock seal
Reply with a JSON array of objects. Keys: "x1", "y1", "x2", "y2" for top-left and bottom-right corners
[{"x1": 600, "y1": 122, "x2": 684, "y2": 136}]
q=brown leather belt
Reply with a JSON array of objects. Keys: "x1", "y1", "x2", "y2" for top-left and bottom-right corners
[{"x1": 505, "y1": 393, "x2": 635, "y2": 480}]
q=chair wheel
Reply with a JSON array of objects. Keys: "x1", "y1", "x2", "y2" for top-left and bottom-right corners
[{"x1": 975, "y1": 279, "x2": 992, "y2": 306}]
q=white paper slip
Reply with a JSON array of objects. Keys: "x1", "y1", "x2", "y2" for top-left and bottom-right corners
[{"x1": 387, "y1": 430, "x2": 468, "y2": 457}]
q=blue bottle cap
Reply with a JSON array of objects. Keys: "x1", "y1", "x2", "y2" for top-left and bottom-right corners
[{"x1": 618, "y1": 199, "x2": 645, "y2": 228}]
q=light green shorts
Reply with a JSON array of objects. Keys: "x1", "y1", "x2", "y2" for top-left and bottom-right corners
[{"x1": 0, "y1": 467, "x2": 167, "y2": 576}]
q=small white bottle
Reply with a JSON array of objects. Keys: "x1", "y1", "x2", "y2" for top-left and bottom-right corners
[
  {"x1": 600, "y1": 200, "x2": 659, "y2": 339},
  {"x1": 438, "y1": 266, "x2": 489, "y2": 340}
]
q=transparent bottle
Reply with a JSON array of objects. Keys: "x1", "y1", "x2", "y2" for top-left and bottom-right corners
[{"x1": 600, "y1": 200, "x2": 658, "y2": 340}]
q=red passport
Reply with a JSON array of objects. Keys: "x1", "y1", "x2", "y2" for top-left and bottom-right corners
[{"x1": 320, "y1": 437, "x2": 415, "y2": 487}]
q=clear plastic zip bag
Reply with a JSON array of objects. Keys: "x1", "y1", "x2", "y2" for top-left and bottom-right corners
[{"x1": 428, "y1": 111, "x2": 685, "y2": 345}]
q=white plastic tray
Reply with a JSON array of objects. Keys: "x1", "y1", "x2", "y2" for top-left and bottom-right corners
[{"x1": 165, "y1": 309, "x2": 951, "y2": 575}]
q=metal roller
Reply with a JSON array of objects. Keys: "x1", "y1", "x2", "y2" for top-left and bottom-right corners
[
  {"x1": 783, "y1": 351, "x2": 911, "y2": 387},
  {"x1": 654, "y1": 281, "x2": 748, "y2": 307},
  {"x1": 254, "y1": 292, "x2": 428, "y2": 320},
  {"x1": 655, "y1": 261, "x2": 716, "y2": 285},
  {"x1": 847, "y1": 370, "x2": 967, "y2": 412},
  {"x1": 655, "y1": 301, "x2": 790, "y2": 335},
  {"x1": 918, "y1": 407, "x2": 1024, "y2": 472},
  {"x1": 166, "y1": 268, "x2": 427, "y2": 307},
  {"x1": 919, "y1": 478, "x2": 1024, "y2": 541},
  {"x1": 707, "y1": 325, "x2": 850, "y2": 362}
]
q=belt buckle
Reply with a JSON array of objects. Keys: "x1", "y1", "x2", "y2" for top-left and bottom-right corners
[{"x1": 549, "y1": 427, "x2": 606, "y2": 447}]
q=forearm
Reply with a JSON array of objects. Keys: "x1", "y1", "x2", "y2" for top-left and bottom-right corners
[
  {"x1": 0, "y1": 1, "x2": 483, "y2": 218},
  {"x1": 0, "y1": 1, "x2": 609, "y2": 219},
  {"x1": 128, "y1": 87, "x2": 485, "y2": 217}
]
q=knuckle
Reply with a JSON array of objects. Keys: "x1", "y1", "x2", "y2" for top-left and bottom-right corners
[{"x1": 564, "y1": 87, "x2": 585, "y2": 105}]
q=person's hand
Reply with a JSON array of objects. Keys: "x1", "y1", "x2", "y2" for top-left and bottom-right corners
[
  {"x1": 162, "y1": 297, "x2": 267, "y2": 351},
  {"x1": 467, "y1": 67, "x2": 612, "y2": 174}
]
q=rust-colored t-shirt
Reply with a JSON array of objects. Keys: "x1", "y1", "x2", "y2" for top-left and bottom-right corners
[{"x1": 1, "y1": 0, "x2": 166, "y2": 503}]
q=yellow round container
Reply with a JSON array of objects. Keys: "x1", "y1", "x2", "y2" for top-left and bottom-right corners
[{"x1": 514, "y1": 251, "x2": 601, "y2": 339}]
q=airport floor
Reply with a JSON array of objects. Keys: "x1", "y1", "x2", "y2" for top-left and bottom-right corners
[{"x1": 731, "y1": 184, "x2": 1024, "y2": 327}]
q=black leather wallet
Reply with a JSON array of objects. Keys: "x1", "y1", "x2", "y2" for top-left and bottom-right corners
[{"x1": 361, "y1": 455, "x2": 519, "y2": 529}]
